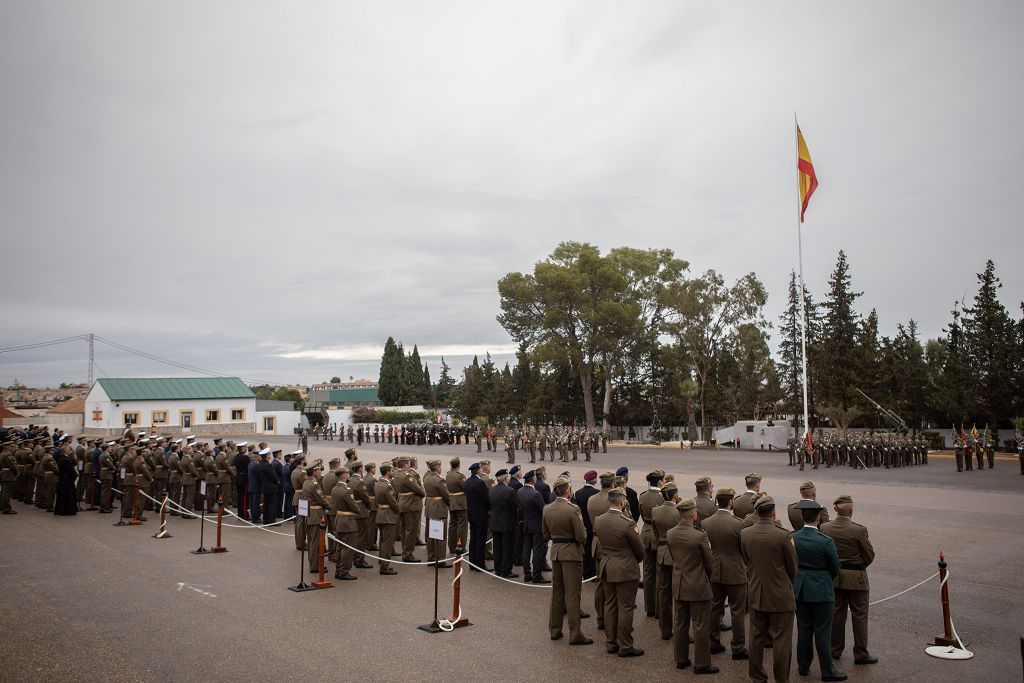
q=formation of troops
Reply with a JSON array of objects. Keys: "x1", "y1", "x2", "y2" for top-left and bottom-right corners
[
  {"x1": 786, "y1": 432, "x2": 930, "y2": 470},
  {"x1": 6, "y1": 421, "x2": 1023, "y2": 682},
  {"x1": 300, "y1": 422, "x2": 607, "y2": 463}
]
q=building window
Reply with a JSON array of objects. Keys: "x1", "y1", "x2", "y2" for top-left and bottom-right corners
[
  {"x1": 206, "y1": 409, "x2": 220, "y2": 422},
  {"x1": 180, "y1": 411, "x2": 193, "y2": 429},
  {"x1": 152, "y1": 411, "x2": 168, "y2": 424},
  {"x1": 230, "y1": 408, "x2": 245, "y2": 421},
  {"x1": 123, "y1": 412, "x2": 139, "y2": 425},
  {"x1": 263, "y1": 416, "x2": 276, "y2": 433}
]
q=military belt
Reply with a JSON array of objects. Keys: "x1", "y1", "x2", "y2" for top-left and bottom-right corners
[
  {"x1": 427, "y1": 496, "x2": 444, "y2": 500},
  {"x1": 449, "y1": 491, "x2": 465, "y2": 495},
  {"x1": 840, "y1": 562, "x2": 866, "y2": 571},
  {"x1": 551, "y1": 538, "x2": 579, "y2": 544},
  {"x1": 377, "y1": 504, "x2": 391, "y2": 509},
  {"x1": 309, "y1": 505, "x2": 322, "y2": 509},
  {"x1": 336, "y1": 511, "x2": 355, "y2": 516}
]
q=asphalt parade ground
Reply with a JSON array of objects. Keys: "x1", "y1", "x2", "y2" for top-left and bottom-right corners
[{"x1": 1, "y1": 439, "x2": 1021, "y2": 682}]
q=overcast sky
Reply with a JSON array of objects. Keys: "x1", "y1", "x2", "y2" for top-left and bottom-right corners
[{"x1": 1, "y1": 1, "x2": 1021, "y2": 387}]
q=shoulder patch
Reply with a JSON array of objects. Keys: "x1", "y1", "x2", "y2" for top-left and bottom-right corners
[
  {"x1": 632, "y1": 525, "x2": 640, "y2": 534},
  {"x1": 789, "y1": 538, "x2": 795, "y2": 547}
]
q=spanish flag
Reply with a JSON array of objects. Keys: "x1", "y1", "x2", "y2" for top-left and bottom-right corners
[{"x1": 797, "y1": 124, "x2": 818, "y2": 222}]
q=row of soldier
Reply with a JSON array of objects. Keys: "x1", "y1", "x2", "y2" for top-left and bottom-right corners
[{"x1": 786, "y1": 432, "x2": 930, "y2": 470}]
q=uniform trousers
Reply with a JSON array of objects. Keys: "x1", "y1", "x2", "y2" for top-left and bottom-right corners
[
  {"x1": 249, "y1": 489, "x2": 262, "y2": 523},
  {"x1": 447, "y1": 509, "x2": 468, "y2": 552},
  {"x1": 306, "y1": 517, "x2": 324, "y2": 573},
  {"x1": 376, "y1": 523, "x2": 397, "y2": 570},
  {"x1": 262, "y1": 491, "x2": 278, "y2": 524},
  {"x1": 831, "y1": 588, "x2": 869, "y2": 660},
  {"x1": 469, "y1": 521, "x2": 488, "y2": 568},
  {"x1": 521, "y1": 531, "x2": 545, "y2": 580},
  {"x1": 674, "y1": 599, "x2": 711, "y2": 667},
  {"x1": 400, "y1": 511, "x2": 420, "y2": 558},
  {"x1": 492, "y1": 530, "x2": 515, "y2": 575},
  {"x1": 655, "y1": 561, "x2": 674, "y2": 638},
  {"x1": 749, "y1": 609, "x2": 794, "y2": 683},
  {"x1": 642, "y1": 545, "x2": 658, "y2": 615},
  {"x1": 549, "y1": 558, "x2": 584, "y2": 640},
  {"x1": 603, "y1": 579, "x2": 639, "y2": 649},
  {"x1": 710, "y1": 581, "x2": 747, "y2": 653},
  {"x1": 796, "y1": 601, "x2": 836, "y2": 676}
]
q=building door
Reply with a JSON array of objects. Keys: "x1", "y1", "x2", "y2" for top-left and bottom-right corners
[
  {"x1": 263, "y1": 416, "x2": 276, "y2": 434},
  {"x1": 181, "y1": 411, "x2": 193, "y2": 429}
]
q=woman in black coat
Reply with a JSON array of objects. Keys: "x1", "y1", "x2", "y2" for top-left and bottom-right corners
[{"x1": 53, "y1": 450, "x2": 79, "y2": 516}]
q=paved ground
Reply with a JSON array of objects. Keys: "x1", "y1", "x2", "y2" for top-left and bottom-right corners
[{"x1": 1, "y1": 439, "x2": 1021, "y2": 683}]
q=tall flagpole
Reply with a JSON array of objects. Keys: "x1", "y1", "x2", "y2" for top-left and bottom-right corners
[{"x1": 794, "y1": 112, "x2": 811, "y2": 445}]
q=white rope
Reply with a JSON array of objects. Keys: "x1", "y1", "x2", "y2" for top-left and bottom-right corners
[
  {"x1": 870, "y1": 571, "x2": 939, "y2": 606},
  {"x1": 940, "y1": 571, "x2": 970, "y2": 653},
  {"x1": 438, "y1": 555, "x2": 465, "y2": 632},
  {"x1": 325, "y1": 531, "x2": 457, "y2": 566},
  {"x1": 462, "y1": 558, "x2": 597, "y2": 588},
  {"x1": 222, "y1": 507, "x2": 293, "y2": 536}
]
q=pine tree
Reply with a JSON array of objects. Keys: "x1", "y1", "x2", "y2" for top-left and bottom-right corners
[
  {"x1": 818, "y1": 250, "x2": 862, "y2": 410},
  {"x1": 777, "y1": 272, "x2": 803, "y2": 418},
  {"x1": 405, "y1": 345, "x2": 424, "y2": 405},
  {"x1": 378, "y1": 337, "x2": 404, "y2": 405},
  {"x1": 435, "y1": 357, "x2": 455, "y2": 408},
  {"x1": 422, "y1": 364, "x2": 433, "y2": 407},
  {"x1": 511, "y1": 343, "x2": 534, "y2": 421},
  {"x1": 961, "y1": 260, "x2": 1017, "y2": 426}
]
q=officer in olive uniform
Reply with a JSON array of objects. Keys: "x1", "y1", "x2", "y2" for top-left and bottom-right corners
[
  {"x1": 820, "y1": 495, "x2": 877, "y2": 666},
  {"x1": 702, "y1": 487, "x2": 748, "y2": 661},
  {"x1": 694, "y1": 476, "x2": 716, "y2": 529},
  {"x1": 301, "y1": 460, "x2": 331, "y2": 573},
  {"x1": 346, "y1": 461, "x2": 373, "y2": 569},
  {"x1": 638, "y1": 469, "x2": 666, "y2": 618},
  {"x1": 423, "y1": 459, "x2": 452, "y2": 567},
  {"x1": 328, "y1": 466, "x2": 359, "y2": 581},
  {"x1": 587, "y1": 472, "x2": 616, "y2": 629},
  {"x1": 740, "y1": 495, "x2": 798, "y2": 683},
  {"x1": 788, "y1": 481, "x2": 830, "y2": 531},
  {"x1": 0, "y1": 444, "x2": 17, "y2": 513},
  {"x1": 593, "y1": 487, "x2": 645, "y2": 657},
  {"x1": 651, "y1": 481, "x2": 680, "y2": 640},
  {"x1": 445, "y1": 457, "x2": 468, "y2": 552},
  {"x1": 542, "y1": 475, "x2": 592, "y2": 644},
  {"x1": 291, "y1": 455, "x2": 307, "y2": 550},
  {"x1": 373, "y1": 464, "x2": 400, "y2": 575},
  {"x1": 395, "y1": 457, "x2": 425, "y2": 562},
  {"x1": 667, "y1": 498, "x2": 718, "y2": 675},
  {"x1": 790, "y1": 499, "x2": 845, "y2": 681},
  {"x1": 732, "y1": 473, "x2": 762, "y2": 519}
]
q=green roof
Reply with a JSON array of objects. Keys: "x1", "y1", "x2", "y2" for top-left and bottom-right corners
[
  {"x1": 96, "y1": 377, "x2": 254, "y2": 401},
  {"x1": 326, "y1": 387, "x2": 380, "y2": 403}
]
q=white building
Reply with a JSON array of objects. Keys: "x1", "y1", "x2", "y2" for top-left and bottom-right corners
[
  {"x1": 84, "y1": 377, "x2": 256, "y2": 436},
  {"x1": 254, "y1": 399, "x2": 301, "y2": 436}
]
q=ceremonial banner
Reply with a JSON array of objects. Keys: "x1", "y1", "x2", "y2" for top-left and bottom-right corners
[{"x1": 797, "y1": 125, "x2": 818, "y2": 222}]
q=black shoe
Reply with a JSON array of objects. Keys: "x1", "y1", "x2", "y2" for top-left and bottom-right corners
[
  {"x1": 645, "y1": 612, "x2": 656, "y2": 618},
  {"x1": 731, "y1": 650, "x2": 749, "y2": 661},
  {"x1": 689, "y1": 635, "x2": 694, "y2": 644},
  {"x1": 543, "y1": 564, "x2": 552, "y2": 571},
  {"x1": 551, "y1": 632, "x2": 564, "y2": 641},
  {"x1": 1, "y1": 510, "x2": 16, "y2": 515},
  {"x1": 694, "y1": 666, "x2": 719, "y2": 675},
  {"x1": 661, "y1": 633, "x2": 672, "y2": 641},
  {"x1": 597, "y1": 622, "x2": 604, "y2": 630},
  {"x1": 618, "y1": 647, "x2": 643, "y2": 658},
  {"x1": 502, "y1": 572, "x2": 519, "y2": 579},
  {"x1": 99, "y1": 509, "x2": 112, "y2": 514},
  {"x1": 367, "y1": 545, "x2": 379, "y2": 551},
  {"x1": 854, "y1": 656, "x2": 878, "y2": 665},
  {"x1": 533, "y1": 577, "x2": 551, "y2": 584},
  {"x1": 415, "y1": 541, "x2": 426, "y2": 546},
  {"x1": 336, "y1": 573, "x2": 357, "y2": 581},
  {"x1": 379, "y1": 568, "x2": 398, "y2": 575},
  {"x1": 606, "y1": 644, "x2": 618, "y2": 654},
  {"x1": 822, "y1": 674, "x2": 847, "y2": 682},
  {"x1": 354, "y1": 561, "x2": 373, "y2": 569},
  {"x1": 402, "y1": 557, "x2": 421, "y2": 563},
  {"x1": 799, "y1": 668, "x2": 809, "y2": 676},
  {"x1": 677, "y1": 659, "x2": 692, "y2": 669},
  {"x1": 710, "y1": 644, "x2": 726, "y2": 654},
  {"x1": 569, "y1": 637, "x2": 593, "y2": 645}
]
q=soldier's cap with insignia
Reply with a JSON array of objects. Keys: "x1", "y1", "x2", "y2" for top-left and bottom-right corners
[
  {"x1": 213, "y1": 438, "x2": 222, "y2": 443},
  {"x1": 647, "y1": 469, "x2": 665, "y2": 480},
  {"x1": 469, "y1": 462, "x2": 481, "y2": 471},
  {"x1": 304, "y1": 459, "x2": 322, "y2": 473},
  {"x1": 661, "y1": 481, "x2": 679, "y2": 494},
  {"x1": 236, "y1": 441, "x2": 248, "y2": 447},
  {"x1": 833, "y1": 494, "x2": 853, "y2": 505},
  {"x1": 137, "y1": 437, "x2": 148, "y2": 444},
  {"x1": 394, "y1": 456, "x2": 410, "y2": 466},
  {"x1": 599, "y1": 471, "x2": 616, "y2": 481},
  {"x1": 524, "y1": 470, "x2": 536, "y2": 481},
  {"x1": 495, "y1": 468, "x2": 509, "y2": 478},
  {"x1": 185, "y1": 435, "x2": 196, "y2": 440},
  {"x1": 426, "y1": 459, "x2": 440, "y2": 467},
  {"x1": 795, "y1": 498, "x2": 823, "y2": 510},
  {"x1": 559, "y1": 471, "x2": 571, "y2": 480},
  {"x1": 479, "y1": 460, "x2": 490, "y2": 466},
  {"x1": 676, "y1": 498, "x2": 697, "y2": 512},
  {"x1": 799, "y1": 480, "x2": 816, "y2": 492},
  {"x1": 288, "y1": 449, "x2": 303, "y2": 456},
  {"x1": 553, "y1": 476, "x2": 570, "y2": 488},
  {"x1": 336, "y1": 466, "x2": 350, "y2": 475},
  {"x1": 258, "y1": 447, "x2": 270, "y2": 455},
  {"x1": 509, "y1": 465, "x2": 521, "y2": 475},
  {"x1": 753, "y1": 495, "x2": 775, "y2": 510},
  {"x1": 745, "y1": 472, "x2": 762, "y2": 482},
  {"x1": 615, "y1": 466, "x2": 629, "y2": 476},
  {"x1": 349, "y1": 460, "x2": 363, "y2": 470},
  {"x1": 718, "y1": 487, "x2": 736, "y2": 497},
  {"x1": 695, "y1": 476, "x2": 713, "y2": 487},
  {"x1": 106, "y1": 440, "x2": 117, "y2": 445},
  {"x1": 583, "y1": 470, "x2": 598, "y2": 482},
  {"x1": 328, "y1": 458, "x2": 341, "y2": 466},
  {"x1": 450, "y1": 457, "x2": 460, "y2": 466},
  {"x1": 344, "y1": 448, "x2": 356, "y2": 456}
]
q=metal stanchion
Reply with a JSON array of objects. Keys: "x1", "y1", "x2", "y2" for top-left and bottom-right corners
[
  {"x1": 191, "y1": 481, "x2": 210, "y2": 554},
  {"x1": 114, "y1": 470, "x2": 127, "y2": 526},
  {"x1": 211, "y1": 490, "x2": 227, "y2": 553},
  {"x1": 311, "y1": 517, "x2": 333, "y2": 589}
]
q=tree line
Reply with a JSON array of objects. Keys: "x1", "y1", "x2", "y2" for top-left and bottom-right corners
[{"x1": 373, "y1": 243, "x2": 1022, "y2": 440}]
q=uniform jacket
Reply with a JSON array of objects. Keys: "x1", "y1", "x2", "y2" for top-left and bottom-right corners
[
  {"x1": 787, "y1": 501, "x2": 831, "y2": 531},
  {"x1": 517, "y1": 484, "x2": 545, "y2": 535},
  {"x1": 740, "y1": 519, "x2": 798, "y2": 612},
  {"x1": 463, "y1": 474, "x2": 490, "y2": 524},
  {"x1": 666, "y1": 522, "x2": 714, "y2": 602},
  {"x1": 587, "y1": 490, "x2": 613, "y2": 557},
  {"x1": 300, "y1": 477, "x2": 330, "y2": 526},
  {"x1": 445, "y1": 469, "x2": 467, "y2": 511},
  {"x1": 373, "y1": 477, "x2": 400, "y2": 525},
  {"x1": 819, "y1": 516, "x2": 874, "y2": 591},
  {"x1": 395, "y1": 470, "x2": 425, "y2": 513},
  {"x1": 593, "y1": 508, "x2": 644, "y2": 582},
  {"x1": 651, "y1": 500, "x2": 679, "y2": 567},
  {"x1": 639, "y1": 488, "x2": 663, "y2": 551},
  {"x1": 248, "y1": 460, "x2": 261, "y2": 494},
  {"x1": 573, "y1": 484, "x2": 599, "y2": 530},
  {"x1": 534, "y1": 478, "x2": 552, "y2": 504},
  {"x1": 489, "y1": 482, "x2": 519, "y2": 533},
  {"x1": 701, "y1": 509, "x2": 747, "y2": 585},
  {"x1": 423, "y1": 471, "x2": 451, "y2": 519},
  {"x1": 790, "y1": 525, "x2": 840, "y2": 603},
  {"x1": 732, "y1": 491, "x2": 757, "y2": 519},
  {"x1": 542, "y1": 496, "x2": 586, "y2": 561},
  {"x1": 290, "y1": 467, "x2": 306, "y2": 505},
  {"x1": 695, "y1": 494, "x2": 717, "y2": 529},
  {"x1": 347, "y1": 474, "x2": 372, "y2": 518},
  {"x1": 625, "y1": 486, "x2": 641, "y2": 522},
  {"x1": 330, "y1": 480, "x2": 359, "y2": 533},
  {"x1": 258, "y1": 460, "x2": 281, "y2": 494}
]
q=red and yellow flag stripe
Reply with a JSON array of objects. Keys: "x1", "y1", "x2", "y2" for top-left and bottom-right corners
[{"x1": 797, "y1": 125, "x2": 817, "y2": 222}]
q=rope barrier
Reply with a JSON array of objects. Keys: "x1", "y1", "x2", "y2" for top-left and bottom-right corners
[
  {"x1": 324, "y1": 531, "x2": 457, "y2": 566},
  {"x1": 438, "y1": 555, "x2": 465, "y2": 632},
  {"x1": 870, "y1": 571, "x2": 939, "y2": 606},
  {"x1": 940, "y1": 571, "x2": 969, "y2": 653}
]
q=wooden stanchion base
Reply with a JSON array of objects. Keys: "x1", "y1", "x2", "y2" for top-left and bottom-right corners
[
  {"x1": 211, "y1": 546, "x2": 227, "y2": 553},
  {"x1": 129, "y1": 519, "x2": 143, "y2": 526},
  {"x1": 934, "y1": 635, "x2": 958, "y2": 647},
  {"x1": 311, "y1": 579, "x2": 333, "y2": 589},
  {"x1": 153, "y1": 531, "x2": 172, "y2": 539}
]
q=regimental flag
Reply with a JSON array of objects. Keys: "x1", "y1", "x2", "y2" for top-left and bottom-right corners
[
  {"x1": 797, "y1": 124, "x2": 818, "y2": 222},
  {"x1": 805, "y1": 431, "x2": 814, "y2": 456},
  {"x1": 971, "y1": 424, "x2": 979, "y2": 439}
]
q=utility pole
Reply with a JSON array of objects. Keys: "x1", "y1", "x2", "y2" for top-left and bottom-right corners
[{"x1": 88, "y1": 333, "x2": 94, "y2": 386}]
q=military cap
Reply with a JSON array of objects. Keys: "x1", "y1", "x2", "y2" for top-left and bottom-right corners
[
  {"x1": 509, "y1": 465, "x2": 521, "y2": 475},
  {"x1": 272, "y1": 449, "x2": 282, "y2": 455},
  {"x1": 695, "y1": 476, "x2": 713, "y2": 487},
  {"x1": 613, "y1": 476, "x2": 626, "y2": 487},
  {"x1": 795, "y1": 498, "x2": 823, "y2": 511},
  {"x1": 336, "y1": 466, "x2": 350, "y2": 475},
  {"x1": 753, "y1": 495, "x2": 775, "y2": 510},
  {"x1": 349, "y1": 460, "x2": 363, "y2": 470},
  {"x1": 718, "y1": 487, "x2": 736, "y2": 497},
  {"x1": 469, "y1": 462, "x2": 481, "y2": 471},
  {"x1": 344, "y1": 448, "x2": 356, "y2": 457},
  {"x1": 608, "y1": 486, "x2": 626, "y2": 496},
  {"x1": 236, "y1": 441, "x2": 247, "y2": 447},
  {"x1": 258, "y1": 447, "x2": 270, "y2": 456},
  {"x1": 213, "y1": 438, "x2": 222, "y2": 443},
  {"x1": 583, "y1": 469, "x2": 598, "y2": 482},
  {"x1": 450, "y1": 457, "x2": 460, "y2": 466},
  {"x1": 288, "y1": 449, "x2": 303, "y2": 456},
  {"x1": 328, "y1": 458, "x2": 341, "y2": 466},
  {"x1": 553, "y1": 476, "x2": 570, "y2": 488},
  {"x1": 615, "y1": 466, "x2": 629, "y2": 476},
  {"x1": 426, "y1": 459, "x2": 440, "y2": 467},
  {"x1": 394, "y1": 456, "x2": 410, "y2": 466},
  {"x1": 535, "y1": 465, "x2": 546, "y2": 474},
  {"x1": 365, "y1": 462, "x2": 376, "y2": 470},
  {"x1": 136, "y1": 437, "x2": 147, "y2": 444},
  {"x1": 799, "y1": 480, "x2": 816, "y2": 492},
  {"x1": 745, "y1": 472, "x2": 762, "y2": 482},
  {"x1": 479, "y1": 460, "x2": 490, "y2": 466},
  {"x1": 661, "y1": 481, "x2": 679, "y2": 494},
  {"x1": 172, "y1": 438, "x2": 183, "y2": 444},
  {"x1": 599, "y1": 470, "x2": 616, "y2": 481},
  {"x1": 647, "y1": 469, "x2": 665, "y2": 480},
  {"x1": 676, "y1": 498, "x2": 697, "y2": 512},
  {"x1": 833, "y1": 494, "x2": 853, "y2": 505},
  {"x1": 495, "y1": 468, "x2": 509, "y2": 478},
  {"x1": 185, "y1": 434, "x2": 196, "y2": 440},
  {"x1": 559, "y1": 471, "x2": 571, "y2": 480},
  {"x1": 303, "y1": 462, "x2": 318, "y2": 473},
  {"x1": 523, "y1": 470, "x2": 536, "y2": 481}
]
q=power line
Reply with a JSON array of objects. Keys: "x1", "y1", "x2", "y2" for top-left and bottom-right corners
[{"x1": 0, "y1": 335, "x2": 88, "y2": 354}]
